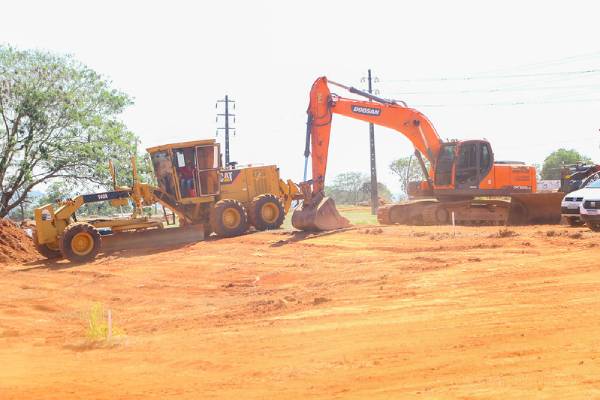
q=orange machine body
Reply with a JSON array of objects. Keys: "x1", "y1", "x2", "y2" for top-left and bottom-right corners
[{"x1": 306, "y1": 76, "x2": 537, "y2": 199}]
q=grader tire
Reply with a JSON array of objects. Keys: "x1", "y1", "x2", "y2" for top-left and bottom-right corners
[
  {"x1": 210, "y1": 199, "x2": 249, "y2": 237},
  {"x1": 249, "y1": 194, "x2": 285, "y2": 231},
  {"x1": 32, "y1": 231, "x2": 61, "y2": 259},
  {"x1": 59, "y1": 222, "x2": 101, "y2": 263}
]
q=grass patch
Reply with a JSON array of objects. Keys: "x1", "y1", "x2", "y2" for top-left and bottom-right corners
[
  {"x1": 87, "y1": 303, "x2": 125, "y2": 341},
  {"x1": 492, "y1": 228, "x2": 519, "y2": 238},
  {"x1": 282, "y1": 205, "x2": 377, "y2": 230}
]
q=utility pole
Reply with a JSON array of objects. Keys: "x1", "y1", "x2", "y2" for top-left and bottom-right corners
[
  {"x1": 365, "y1": 69, "x2": 378, "y2": 215},
  {"x1": 216, "y1": 95, "x2": 236, "y2": 166}
]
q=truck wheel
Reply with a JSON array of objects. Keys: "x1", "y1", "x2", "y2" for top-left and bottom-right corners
[
  {"x1": 59, "y1": 222, "x2": 102, "y2": 263},
  {"x1": 568, "y1": 217, "x2": 584, "y2": 227},
  {"x1": 210, "y1": 199, "x2": 249, "y2": 237},
  {"x1": 32, "y1": 231, "x2": 61, "y2": 259},
  {"x1": 587, "y1": 222, "x2": 600, "y2": 232},
  {"x1": 249, "y1": 194, "x2": 285, "y2": 230}
]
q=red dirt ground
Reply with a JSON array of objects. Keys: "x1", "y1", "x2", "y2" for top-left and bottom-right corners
[
  {"x1": 0, "y1": 219, "x2": 42, "y2": 264},
  {"x1": 2, "y1": 224, "x2": 600, "y2": 398}
]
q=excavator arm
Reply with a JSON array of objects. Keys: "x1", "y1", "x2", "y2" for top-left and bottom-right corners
[
  {"x1": 293, "y1": 76, "x2": 446, "y2": 231},
  {"x1": 293, "y1": 77, "x2": 563, "y2": 231},
  {"x1": 305, "y1": 76, "x2": 443, "y2": 193}
]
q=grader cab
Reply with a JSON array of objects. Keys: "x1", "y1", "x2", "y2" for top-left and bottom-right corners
[
  {"x1": 147, "y1": 139, "x2": 300, "y2": 235},
  {"x1": 33, "y1": 138, "x2": 300, "y2": 263}
]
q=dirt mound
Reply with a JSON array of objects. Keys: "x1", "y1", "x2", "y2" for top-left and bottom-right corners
[{"x1": 0, "y1": 218, "x2": 42, "y2": 264}]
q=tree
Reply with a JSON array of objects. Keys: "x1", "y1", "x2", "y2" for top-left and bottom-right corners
[
  {"x1": 325, "y1": 172, "x2": 393, "y2": 205},
  {"x1": 360, "y1": 181, "x2": 393, "y2": 202},
  {"x1": 34, "y1": 181, "x2": 73, "y2": 207},
  {"x1": 0, "y1": 45, "x2": 138, "y2": 217},
  {"x1": 330, "y1": 172, "x2": 365, "y2": 204},
  {"x1": 7, "y1": 188, "x2": 35, "y2": 221},
  {"x1": 389, "y1": 156, "x2": 428, "y2": 197},
  {"x1": 541, "y1": 148, "x2": 592, "y2": 180}
]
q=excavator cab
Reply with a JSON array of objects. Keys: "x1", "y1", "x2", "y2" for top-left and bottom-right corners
[
  {"x1": 429, "y1": 140, "x2": 493, "y2": 190},
  {"x1": 453, "y1": 140, "x2": 493, "y2": 190}
]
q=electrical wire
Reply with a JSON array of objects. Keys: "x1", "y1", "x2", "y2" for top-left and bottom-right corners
[
  {"x1": 412, "y1": 97, "x2": 600, "y2": 108},
  {"x1": 368, "y1": 50, "x2": 600, "y2": 107}
]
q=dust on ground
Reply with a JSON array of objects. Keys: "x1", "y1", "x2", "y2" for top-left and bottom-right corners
[{"x1": 1, "y1": 224, "x2": 600, "y2": 399}]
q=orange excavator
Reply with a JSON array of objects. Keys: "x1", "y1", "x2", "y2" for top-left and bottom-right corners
[{"x1": 292, "y1": 76, "x2": 563, "y2": 231}]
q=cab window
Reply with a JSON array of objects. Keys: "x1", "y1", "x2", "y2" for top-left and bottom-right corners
[{"x1": 434, "y1": 144, "x2": 456, "y2": 186}]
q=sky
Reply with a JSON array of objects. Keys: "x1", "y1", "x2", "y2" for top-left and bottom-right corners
[{"x1": 1, "y1": 0, "x2": 600, "y2": 195}]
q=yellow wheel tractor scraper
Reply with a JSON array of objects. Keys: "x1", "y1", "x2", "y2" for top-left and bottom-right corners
[{"x1": 34, "y1": 138, "x2": 301, "y2": 263}]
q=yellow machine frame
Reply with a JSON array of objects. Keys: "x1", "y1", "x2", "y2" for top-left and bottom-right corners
[{"x1": 33, "y1": 138, "x2": 300, "y2": 262}]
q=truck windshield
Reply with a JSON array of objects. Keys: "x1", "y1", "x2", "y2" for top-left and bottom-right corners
[{"x1": 586, "y1": 178, "x2": 600, "y2": 188}]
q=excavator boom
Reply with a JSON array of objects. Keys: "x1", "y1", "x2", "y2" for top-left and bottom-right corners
[
  {"x1": 306, "y1": 77, "x2": 442, "y2": 192},
  {"x1": 293, "y1": 76, "x2": 446, "y2": 231},
  {"x1": 293, "y1": 76, "x2": 562, "y2": 231}
]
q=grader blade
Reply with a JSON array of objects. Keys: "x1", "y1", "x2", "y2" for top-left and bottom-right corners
[
  {"x1": 101, "y1": 225, "x2": 205, "y2": 254},
  {"x1": 292, "y1": 195, "x2": 350, "y2": 231},
  {"x1": 508, "y1": 192, "x2": 564, "y2": 225}
]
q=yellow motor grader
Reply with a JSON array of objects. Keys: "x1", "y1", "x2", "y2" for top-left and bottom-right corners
[{"x1": 33, "y1": 138, "x2": 300, "y2": 262}]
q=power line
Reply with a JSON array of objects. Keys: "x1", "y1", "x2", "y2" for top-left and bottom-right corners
[
  {"x1": 386, "y1": 83, "x2": 600, "y2": 96},
  {"x1": 456, "y1": 50, "x2": 600, "y2": 76},
  {"x1": 381, "y1": 68, "x2": 600, "y2": 83},
  {"x1": 413, "y1": 97, "x2": 600, "y2": 108},
  {"x1": 381, "y1": 49, "x2": 600, "y2": 83},
  {"x1": 216, "y1": 95, "x2": 236, "y2": 166}
]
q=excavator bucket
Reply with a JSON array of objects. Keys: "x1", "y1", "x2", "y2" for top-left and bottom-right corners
[
  {"x1": 508, "y1": 192, "x2": 564, "y2": 225},
  {"x1": 292, "y1": 194, "x2": 350, "y2": 231}
]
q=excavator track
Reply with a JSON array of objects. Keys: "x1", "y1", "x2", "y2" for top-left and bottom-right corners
[
  {"x1": 378, "y1": 200, "x2": 508, "y2": 226},
  {"x1": 377, "y1": 193, "x2": 562, "y2": 226}
]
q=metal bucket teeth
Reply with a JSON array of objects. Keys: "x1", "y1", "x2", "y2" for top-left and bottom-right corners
[{"x1": 292, "y1": 196, "x2": 350, "y2": 231}]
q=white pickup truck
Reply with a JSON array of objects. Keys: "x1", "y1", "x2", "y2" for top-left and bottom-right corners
[
  {"x1": 579, "y1": 180, "x2": 600, "y2": 231},
  {"x1": 562, "y1": 178, "x2": 600, "y2": 226}
]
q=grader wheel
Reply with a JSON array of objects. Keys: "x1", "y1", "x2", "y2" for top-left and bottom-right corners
[
  {"x1": 59, "y1": 222, "x2": 102, "y2": 263},
  {"x1": 249, "y1": 194, "x2": 285, "y2": 231},
  {"x1": 210, "y1": 199, "x2": 249, "y2": 237}
]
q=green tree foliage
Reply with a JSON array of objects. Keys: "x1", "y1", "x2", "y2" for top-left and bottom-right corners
[
  {"x1": 330, "y1": 172, "x2": 364, "y2": 204},
  {"x1": 389, "y1": 156, "x2": 428, "y2": 197},
  {"x1": 325, "y1": 172, "x2": 393, "y2": 205},
  {"x1": 0, "y1": 45, "x2": 139, "y2": 217},
  {"x1": 541, "y1": 148, "x2": 592, "y2": 180},
  {"x1": 359, "y1": 181, "x2": 393, "y2": 202},
  {"x1": 32, "y1": 180, "x2": 136, "y2": 218},
  {"x1": 34, "y1": 181, "x2": 73, "y2": 206}
]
